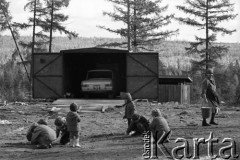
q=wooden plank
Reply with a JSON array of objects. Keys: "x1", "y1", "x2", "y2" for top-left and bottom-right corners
[{"x1": 52, "y1": 99, "x2": 125, "y2": 108}]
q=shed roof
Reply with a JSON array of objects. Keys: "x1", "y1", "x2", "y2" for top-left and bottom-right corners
[
  {"x1": 159, "y1": 75, "x2": 192, "y2": 84},
  {"x1": 60, "y1": 47, "x2": 129, "y2": 54}
]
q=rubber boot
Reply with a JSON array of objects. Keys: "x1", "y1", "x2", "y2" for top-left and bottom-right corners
[
  {"x1": 72, "y1": 138, "x2": 76, "y2": 147},
  {"x1": 210, "y1": 112, "x2": 218, "y2": 125},
  {"x1": 69, "y1": 139, "x2": 74, "y2": 147},
  {"x1": 202, "y1": 119, "x2": 211, "y2": 126},
  {"x1": 75, "y1": 138, "x2": 81, "y2": 148}
]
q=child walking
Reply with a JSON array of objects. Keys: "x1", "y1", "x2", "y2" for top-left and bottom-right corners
[{"x1": 66, "y1": 102, "x2": 81, "y2": 147}]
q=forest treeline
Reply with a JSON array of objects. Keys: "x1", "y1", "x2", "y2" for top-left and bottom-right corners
[
  {"x1": 0, "y1": 35, "x2": 240, "y2": 104},
  {"x1": 1, "y1": 35, "x2": 240, "y2": 63}
]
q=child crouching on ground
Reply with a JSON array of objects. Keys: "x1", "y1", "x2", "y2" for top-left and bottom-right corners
[
  {"x1": 126, "y1": 113, "x2": 149, "y2": 136},
  {"x1": 66, "y1": 102, "x2": 81, "y2": 147},
  {"x1": 149, "y1": 109, "x2": 171, "y2": 143},
  {"x1": 54, "y1": 116, "x2": 70, "y2": 145},
  {"x1": 26, "y1": 119, "x2": 56, "y2": 149}
]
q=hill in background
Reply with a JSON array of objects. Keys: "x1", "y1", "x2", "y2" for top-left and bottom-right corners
[{"x1": 0, "y1": 35, "x2": 239, "y2": 67}]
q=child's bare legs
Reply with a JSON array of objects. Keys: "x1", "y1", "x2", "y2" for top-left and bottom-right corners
[
  {"x1": 74, "y1": 132, "x2": 80, "y2": 147},
  {"x1": 70, "y1": 131, "x2": 80, "y2": 147},
  {"x1": 69, "y1": 131, "x2": 74, "y2": 147}
]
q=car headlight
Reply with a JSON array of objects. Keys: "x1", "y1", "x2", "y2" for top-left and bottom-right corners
[{"x1": 105, "y1": 83, "x2": 112, "y2": 87}]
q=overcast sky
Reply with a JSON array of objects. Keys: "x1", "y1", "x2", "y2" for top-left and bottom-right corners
[{"x1": 6, "y1": 0, "x2": 240, "y2": 43}]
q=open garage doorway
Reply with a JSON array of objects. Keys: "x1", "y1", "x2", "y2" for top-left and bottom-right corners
[{"x1": 62, "y1": 48, "x2": 127, "y2": 99}]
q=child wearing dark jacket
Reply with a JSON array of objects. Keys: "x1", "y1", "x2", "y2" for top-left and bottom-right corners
[
  {"x1": 54, "y1": 116, "x2": 70, "y2": 145},
  {"x1": 126, "y1": 113, "x2": 149, "y2": 136},
  {"x1": 66, "y1": 103, "x2": 81, "y2": 147},
  {"x1": 123, "y1": 93, "x2": 136, "y2": 127}
]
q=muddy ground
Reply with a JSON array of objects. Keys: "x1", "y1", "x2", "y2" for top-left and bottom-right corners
[{"x1": 0, "y1": 101, "x2": 239, "y2": 160}]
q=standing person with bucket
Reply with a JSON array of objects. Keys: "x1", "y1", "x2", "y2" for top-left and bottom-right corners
[{"x1": 201, "y1": 68, "x2": 220, "y2": 126}]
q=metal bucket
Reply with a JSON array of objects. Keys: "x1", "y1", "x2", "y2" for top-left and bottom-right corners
[{"x1": 201, "y1": 107, "x2": 211, "y2": 119}]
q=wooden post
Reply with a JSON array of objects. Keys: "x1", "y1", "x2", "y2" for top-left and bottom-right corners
[
  {"x1": 205, "y1": 0, "x2": 209, "y2": 71},
  {"x1": 127, "y1": 0, "x2": 131, "y2": 52},
  {"x1": 133, "y1": 0, "x2": 137, "y2": 53},
  {"x1": 49, "y1": 0, "x2": 54, "y2": 53},
  {"x1": 31, "y1": 0, "x2": 37, "y2": 98}
]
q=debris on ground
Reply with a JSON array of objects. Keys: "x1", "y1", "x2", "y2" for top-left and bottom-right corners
[
  {"x1": 179, "y1": 111, "x2": 188, "y2": 115},
  {"x1": 17, "y1": 111, "x2": 25, "y2": 115},
  {"x1": 0, "y1": 120, "x2": 12, "y2": 124},
  {"x1": 13, "y1": 102, "x2": 28, "y2": 106},
  {"x1": 187, "y1": 122, "x2": 198, "y2": 126},
  {"x1": 216, "y1": 114, "x2": 229, "y2": 118},
  {"x1": 50, "y1": 107, "x2": 62, "y2": 113},
  {"x1": 0, "y1": 101, "x2": 7, "y2": 106}
]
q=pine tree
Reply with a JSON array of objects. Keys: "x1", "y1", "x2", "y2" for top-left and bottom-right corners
[
  {"x1": 0, "y1": 0, "x2": 11, "y2": 35},
  {"x1": 17, "y1": 0, "x2": 78, "y2": 53},
  {"x1": 98, "y1": 0, "x2": 178, "y2": 52},
  {"x1": 43, "y1": 0, "x2": 78, "y2": 52},
  {"x1": 176, "y1": 0, "x2": 237, "y2": 71},
  {"x1": 17, "y1": 0, "x2": 48, "y2": 53}
]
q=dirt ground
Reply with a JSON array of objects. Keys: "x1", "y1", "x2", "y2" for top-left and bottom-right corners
[{"x1": 0, "y1": 100, "x2": 239, "y2": 160}]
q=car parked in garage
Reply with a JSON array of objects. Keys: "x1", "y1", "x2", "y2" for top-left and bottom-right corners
[{"x1": 81, "y1": 69, "x2": 115, "y2": 98}]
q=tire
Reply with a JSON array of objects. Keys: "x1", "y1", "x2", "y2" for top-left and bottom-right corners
[
  {"x1": 108, "y1": 93, "x2": 114, "y2": 99},
  {"x1": 83, "y1": 94, "x2": 89, "y2": 98}
]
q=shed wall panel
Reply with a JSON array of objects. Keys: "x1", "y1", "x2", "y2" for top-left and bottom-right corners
[
  {"x1": 33, "y1": 53, "x2": 63, "y2": 98},
  {"x1": 34, "y1": 77, "x2": 63, "y2": 98},
  {"x1": 127, "y1": 77, "x2": 158, "y2": 99},
  {"x1": 126, "y1": 53, "x2": 158, "y2": 99},
  {"x1": 34, "y1": 54, "x2": 62, "y2": 75},
  {"x1": 159, "y1": 84, "x2": 181, "y2": 103}
]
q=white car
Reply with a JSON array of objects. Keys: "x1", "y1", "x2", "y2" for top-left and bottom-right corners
[{"x1": 81, "y1": 70, "x2": 115, "y2": 98}]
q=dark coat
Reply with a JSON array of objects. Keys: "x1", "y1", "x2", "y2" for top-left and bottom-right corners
[
  {"x1": 127, "y1": 116, "x2": 149, "y2": 135},
  {"x1": 202, "y1": 78, "x2": 220, "y2": 107},
  {"x1": 30, "y1": 125, "x2": 56, "y2": 146},
  {"x1": 66, "y1": 111, "x2": 81, "y2": 132},
  {"x1": 206, "y1": 80, "x2": 220, "y2": 106},
  {"x1": 124, "y1": 101, "x2": 136, "y2": 119},
  {"x1": 56, "y1": 122, "x2": 70, "y2": 145},
  {"x1": 56, "y1": 121, "x2": 68, "y2": 138}
]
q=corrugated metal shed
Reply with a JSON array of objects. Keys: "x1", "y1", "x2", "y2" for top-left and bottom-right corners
[{"x1": 33, "y1": 47, "x2": 159, "y2": 100}]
